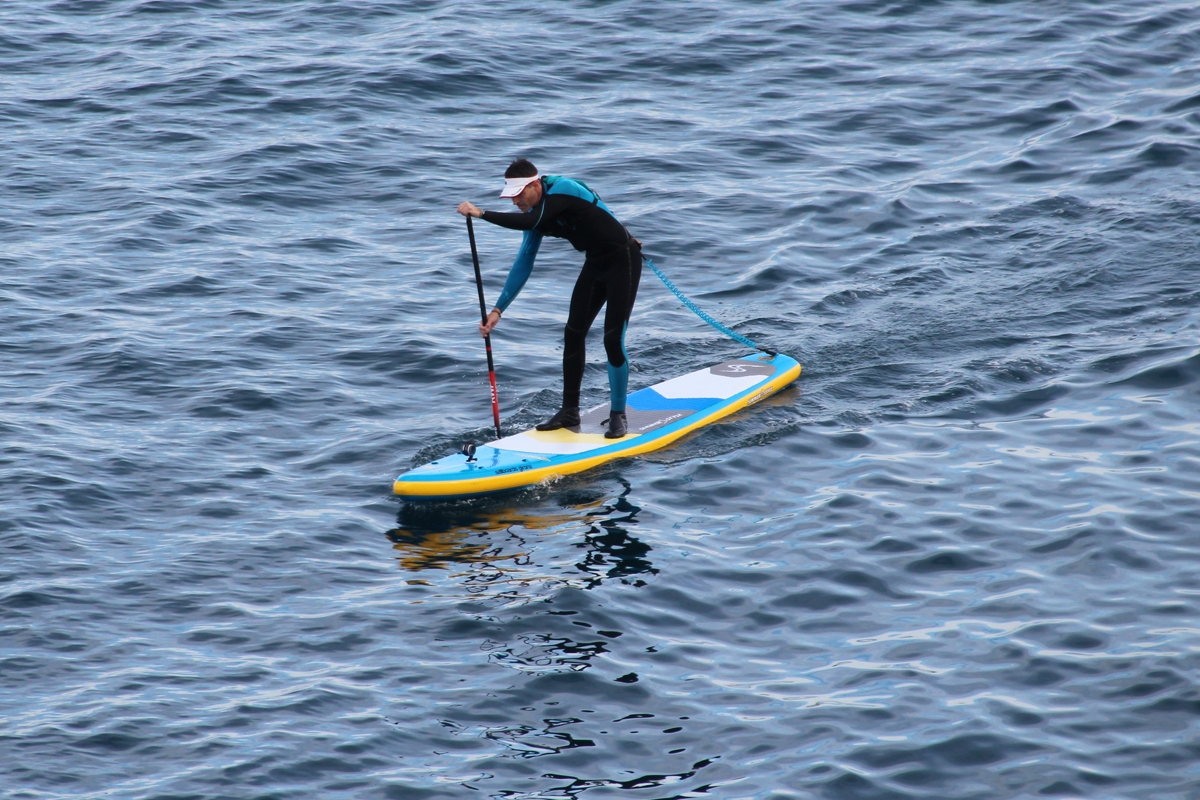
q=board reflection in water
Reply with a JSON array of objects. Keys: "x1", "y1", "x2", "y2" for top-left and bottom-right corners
[{"x1": 385, "y1": 478, "x2": 658, "y2": 600}]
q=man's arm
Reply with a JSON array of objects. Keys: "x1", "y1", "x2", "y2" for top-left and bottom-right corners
[
  {"x1": 481, "y1": 195, "x2": 560, "y2": 232},
  {"x1": 480, "y1": 208, "x2": 541, "y2": 231},
  {"x1": 494, "y1": 230, "x2": 543, "y2": 313}
]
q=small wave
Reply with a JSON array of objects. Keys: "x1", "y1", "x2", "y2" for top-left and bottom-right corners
[{"x1": 1110, "y1": 350, "x2": 1200, "y2": 391}]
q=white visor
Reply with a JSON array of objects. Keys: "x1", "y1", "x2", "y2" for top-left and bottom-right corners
[{"x1": 499, "y1": 174, "x2": 540, "y2": 198}]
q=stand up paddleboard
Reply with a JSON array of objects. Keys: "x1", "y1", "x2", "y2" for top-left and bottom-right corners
[{"x1": 394, "y1": 351, "x2": 801, "y2": 501}]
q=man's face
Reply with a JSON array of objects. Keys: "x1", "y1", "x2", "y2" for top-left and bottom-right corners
[{"x1": 511, "y1": 179, "x2": 542, "y2": 212}]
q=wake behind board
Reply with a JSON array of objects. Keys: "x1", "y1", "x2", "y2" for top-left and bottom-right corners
[{"x1": 394, "y1": 351, "x2": 801, "y2": 501}]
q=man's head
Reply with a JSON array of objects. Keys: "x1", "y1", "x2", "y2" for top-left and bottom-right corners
[
  {"x1": 500, "y1": 158, "x2": 543, "y2": 211},
  {"x1": 504, "y1": 159, "x2": 537, "y2": 180}
]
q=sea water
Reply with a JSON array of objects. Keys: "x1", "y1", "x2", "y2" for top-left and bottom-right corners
[{"x1": 3, "y1": 2, "x2": 1199, "y2": 798}]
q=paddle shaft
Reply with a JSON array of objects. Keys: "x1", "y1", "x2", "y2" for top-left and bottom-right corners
[{"x1": 466, "y1": 216, "x2": 501, "y2": 438}]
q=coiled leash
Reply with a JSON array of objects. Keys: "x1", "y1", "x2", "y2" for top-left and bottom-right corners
[{"x1": 642, "y1": 253, "x2": 777, "y2": 357}]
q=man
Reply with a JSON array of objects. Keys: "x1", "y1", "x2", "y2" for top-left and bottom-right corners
[{"x1": 456, "y1": 159, "x2": 642, "y2": 439}]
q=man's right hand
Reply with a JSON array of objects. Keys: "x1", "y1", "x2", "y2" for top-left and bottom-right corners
[
  {"x1": 479, "y1": 308, "x2": 501, "y2": 337},
  {"x1": 457, "y1": 201, "x2": 483, "y2": 218}
]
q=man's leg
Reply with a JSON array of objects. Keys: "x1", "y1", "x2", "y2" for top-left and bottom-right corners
[
  {"x1": 601, "y1": 242, "x2": 642, "y2": 438},
  {"x1": 536, "y1": 267, "x2": 606, "y2": 430}
]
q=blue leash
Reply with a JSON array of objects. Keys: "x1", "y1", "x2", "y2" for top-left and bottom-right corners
[{"x1": 642, "y1": 255, "x2": 776, "y2": 357}]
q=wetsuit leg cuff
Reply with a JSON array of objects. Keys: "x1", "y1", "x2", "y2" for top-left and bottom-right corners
[{"x1": 608, "y1": 361, "x2": 629, "y2": 414}]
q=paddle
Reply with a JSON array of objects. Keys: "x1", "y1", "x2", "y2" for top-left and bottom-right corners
[{"x1": 467, "y1": 216, "x2": 502, "y2": 439}]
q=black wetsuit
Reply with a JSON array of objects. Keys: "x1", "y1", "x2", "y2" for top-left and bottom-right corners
[{"x1": 482, "y1": 182, "x2": 642, "y2": 411}]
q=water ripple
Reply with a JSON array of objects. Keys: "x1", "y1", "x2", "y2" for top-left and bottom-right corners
[{"x1": 3, "y1": 0, "x2": 1200, "y2": 798}]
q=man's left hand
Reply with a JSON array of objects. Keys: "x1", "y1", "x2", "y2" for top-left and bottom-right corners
[
  {"x1": 479, "y1": 308, "x2": 500, "y2": 337},
  {"x1": 457, "y1": 201, "x2": 483, "y2": 218}
]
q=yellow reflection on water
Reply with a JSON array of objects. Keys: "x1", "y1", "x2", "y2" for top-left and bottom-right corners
[
  {"x1": 385, "y1": 480, "x2": 657, "y2": 599},
  {"x1": 385, "y1": 504, "x2": 588, "y2": 572}
]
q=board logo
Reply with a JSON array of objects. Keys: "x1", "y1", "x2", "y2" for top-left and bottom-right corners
[
  {"x1": 711, "y1": 360, "x2": 775, "y2": 378},
  {"x1": 495, "y1": 464, "x2": 533, "y2": 475},
  {"x1": 638, "y1": 412, "x2": 683, "y2": 431},
  {"x1": 746, "y1": 386, "x2": 775, "y2": 405}
]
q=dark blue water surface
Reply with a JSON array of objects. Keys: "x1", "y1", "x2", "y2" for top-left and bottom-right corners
[{"x1": 4, "y1": 1, "x2": 1200, "y2": 798}]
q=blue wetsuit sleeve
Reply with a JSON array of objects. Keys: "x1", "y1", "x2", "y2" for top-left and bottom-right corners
[{"x1": 494, "y1": 229, "x2": 542, "y2": 312}]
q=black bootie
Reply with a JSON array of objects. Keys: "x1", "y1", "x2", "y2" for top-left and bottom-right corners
[
  {"x1": 605, "y1": 411, "x2": 627, "y2": 439},
  {"x1": 536, "y1": 406, "x2": 581, "y2": 431}
]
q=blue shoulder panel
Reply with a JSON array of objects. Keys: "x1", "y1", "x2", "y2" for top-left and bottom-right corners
[{"x1": 543, "y1": 175, "x2": 616, "y2": 217}]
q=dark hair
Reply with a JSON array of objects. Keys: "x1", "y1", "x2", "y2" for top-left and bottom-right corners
[{"x1": 505, "y1": 158, "x2": 538, "y2": 179}]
